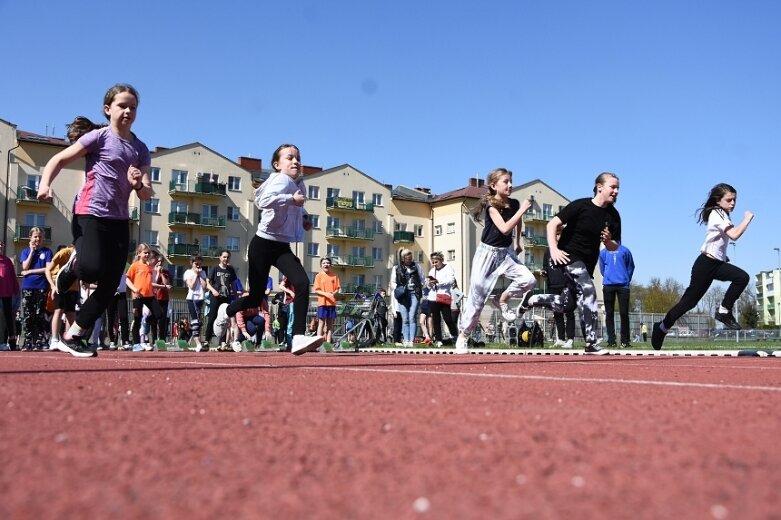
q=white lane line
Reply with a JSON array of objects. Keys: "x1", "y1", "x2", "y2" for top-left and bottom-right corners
[{"x1": 304, "y1": 366, "x2": 781, "y2": 393}]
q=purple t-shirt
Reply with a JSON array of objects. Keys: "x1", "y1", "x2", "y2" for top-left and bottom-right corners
[{"x1": 74, "y1": 127, "x2": 151, "y2": 219}]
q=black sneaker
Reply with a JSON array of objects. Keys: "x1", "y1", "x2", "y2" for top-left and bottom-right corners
[
  {"x1": 620, "y1": 342, "x2": 631, "y2": 349},
  {"x1": 606, "y1": 342, "x2": 617, "y2": 349},
  {"x1": 516, "y1": 291, "x2": 535, "y2": 314},
  {"x1": 56, "y1": 251, "x2": 78, "y2": 294},
  {"x1": 60, "y1": 335, "x2": 97, "y2": 358},
  {"x1": 715, "y1": 311, "x2": 741, "y2": 330},
  {"x1": 584, "y1": 343, "x2": 609, "y2": 355},
  {"x1": 651, "y1": 322, "x2": 666, "y2": 350}
]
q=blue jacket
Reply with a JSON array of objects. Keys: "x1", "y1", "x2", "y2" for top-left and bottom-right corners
[{"x1": 599, "y1": 244, "x2": 635, "y2": 288}]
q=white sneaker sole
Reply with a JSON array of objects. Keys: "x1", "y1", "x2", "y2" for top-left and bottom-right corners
[{"x1": 292, "y1": 336, "x2": 324, "y2": 355}]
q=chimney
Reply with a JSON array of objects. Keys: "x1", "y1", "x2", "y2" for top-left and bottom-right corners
[
  {"x1": 302, "y1": 165, "x2": 323, "y2": 175},
  {"x1": 154, "y1": 146, "x2": 169, "y2": 153},
  {"x1": 239, "y1": 156, "x2": 262, "y2": 171},
  {"x1": 468, "y1": 178, "x2": 477, "y2": 187}
]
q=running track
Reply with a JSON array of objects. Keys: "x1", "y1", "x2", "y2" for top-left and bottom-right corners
[{"x1": 2, "y1": 350, "x2": 780, "y2": 519}]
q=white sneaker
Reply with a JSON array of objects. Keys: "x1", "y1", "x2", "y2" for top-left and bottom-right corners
[
  {"x1": 194, "y1": 340, "x2": 207, "y2": 352},
  {"x1": 563, "y1": 339, "x2": 574, "y2": 349},
  {"x1": 142, "y1": 343, "x2": 154, "y2": 351},
  {"x1": 455, "y1": 334, "x2": 469, "y2": 354},
  {"x1": 231, "y1": 341, "x2": 242, "y2": 353},
  {"x1": 552, "y1": 339, "x2": 566, "y2": 348},
  {"x1": 49, "y1": 339, "x2": 63, "y2": 352},
  {"x1": 291, "y1": 334, "x2": 324, "y2": 355},
  {"x1": 499, "y1": 302, "x2": 516, "y2": 322},
  {"x1": 213, "y1": 303, "x2": 229, "y2": 339},
  {"x1": 109, "y1": 342, "x2": 117, "y2": 351}
]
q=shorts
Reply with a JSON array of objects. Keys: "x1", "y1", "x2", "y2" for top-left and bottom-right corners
[
  {"x1": 420, "y1": 300, "x2": 431, "y2": 316},
  {"x1": 55, "y1": 291, "x2": 79, "y2": 312},
  {"x1": 317, "y1": 306, "x2": 337, "y2": 319}
]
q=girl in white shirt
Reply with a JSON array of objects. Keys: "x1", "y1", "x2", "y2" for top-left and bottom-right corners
[{"x1": 651, "y1": 183, "x2": 754, "y2": 350}]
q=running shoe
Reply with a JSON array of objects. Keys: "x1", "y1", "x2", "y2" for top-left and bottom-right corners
[
  {"x1": 499, "y1": 302, "x2": 516, "y2": 322},
  {"x1": 651, "y1": 322, "x2": 666, "y2": 351},
  {"x1": 60, "y1": 335, "x2": 96, "y2": 358},
  {"x1": 455, "y1": 334, "x2": 469, "y2": 354},
  {"x1": 714, "y1": 310, "x2": 741, "y2": 330},
  {"x1": 584, "y1": 343, "x2": 609, "y2": 355},
  {"x1": 291, "y1": 334, "x2": 324, "y2": 355},
  {"x1": 56, "y1": 251, "x2": 78, "y2": 294}
]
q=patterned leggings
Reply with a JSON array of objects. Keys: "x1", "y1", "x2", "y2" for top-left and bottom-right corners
[
  {"x1": 530, "y1": 260, "x2": 600, "y2": 346},
  {"x1": 21, "y1": 289, "x2": 48, "y2": 349}
]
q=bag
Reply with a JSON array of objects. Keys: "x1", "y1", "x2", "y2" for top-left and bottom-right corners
[
  {"x1": 435, "y1": 292, "x2": 452, "y2": 305},
  {"x1": 393, "y1": 286, "x2": 408, "y2": 301}
]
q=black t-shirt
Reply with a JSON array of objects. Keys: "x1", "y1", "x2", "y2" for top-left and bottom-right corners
[
  {"x1": 481, "y1": 198, "x2": 520, "y2": 248},
  {"x1": 209, "y1": 264, "x2": 238, "y2": 299},
  {"x1": 556, "y1": 198, "x2": 621, "y2": 276}
]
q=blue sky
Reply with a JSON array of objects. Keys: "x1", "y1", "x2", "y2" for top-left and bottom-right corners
[{"x1": 2, "y1": 0, "x2": 779, "y2": 287}]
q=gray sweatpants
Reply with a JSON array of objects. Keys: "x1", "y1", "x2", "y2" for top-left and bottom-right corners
[{"x1": 459, "y1": 243, "x2": 536, "y2": 335}]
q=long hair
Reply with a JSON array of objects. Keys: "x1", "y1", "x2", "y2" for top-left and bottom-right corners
[
  {"x1": 592, "y1": 172, "x2": 619, "y2": 196},
  {"x1": 696, "y1": 183, "x2": 736, "y2": 225},
  {"x1": 473, "y1": 168, "x2": 511, "y2": 223}
]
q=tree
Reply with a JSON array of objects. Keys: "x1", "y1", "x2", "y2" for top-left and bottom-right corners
[
  {"x1": 643, "y1": 277, "x2": 684, "y2": 313},
  {"x1": 738, "y1": 290, "x2": 759, "y2": 329}
]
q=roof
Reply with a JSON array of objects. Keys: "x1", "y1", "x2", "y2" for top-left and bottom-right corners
[
  {"x1": 17, "y1": 130, "x2": 69, "y2": 147},
  {"x1": 431, "y1": 185, "x2": 487, "y2": 202},
  {"x1": 392, "y1": 185, "x2": 433, "y2": 202}
]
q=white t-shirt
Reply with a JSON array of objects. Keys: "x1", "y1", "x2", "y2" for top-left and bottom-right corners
[
  {"x1": 700, "y1": 209, "x2": 731, "y2": 261},
  {"x1": 183, "y1": 269, "x2": 207, "y2": 301}
]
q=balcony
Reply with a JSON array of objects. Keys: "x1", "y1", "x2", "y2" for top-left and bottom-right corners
[
  {"x1": 15, "y1": 186, "x2": 52, "y2": 206},
  {"x1": 393, "y1": 230, "x2": 415, "y2": 244},
  {"x1": 169, "y1": 180, "x2": 227, "y2": 198},
  {"x1": 341, "y1": 284, "x2": 377, "y2": 295},
  {"x1": 168, "y1": 212, "x2": 226, "y2": 229},
  {"x1": 326, "y1": 226, "x2": 375, "y2": 241},
  {"x1": 129, "y1": 206, "x2": 139, "y2": 221},
  {"x1": 14, "y1": 225, "x2": 52, "y2": 242},
  {"x1": 525, "y1": 211, "x2": 553, "y2": 223},
  {"x1": 524, "y1": 236, "x2": 548, "y2": 248},
  {"x1": 167, "y1": 243, "x2": 223, "y2": 259},
  {"x1": 325, "y1": 196, "x2": 374, "y2": 214},
  {"x1": 333, "y1": 255, "x2": 375, "y2": 269}
]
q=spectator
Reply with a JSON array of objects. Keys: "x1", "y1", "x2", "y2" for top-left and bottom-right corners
[
  {"x1": 599, "y1": 243, "x2": 635, "y2": 348},
  {"x1": 313, "y1": 257, "x2": 340, "y2": 343},
  {"x1": 0, "y1": 240, "x2": 20, "y2": 350},
  {"x1": 390, "y1": 248, "x2": 425, "y2": 347},
  {"x1": 19, "y1": 227, "x2": 53, "y2": 350}
]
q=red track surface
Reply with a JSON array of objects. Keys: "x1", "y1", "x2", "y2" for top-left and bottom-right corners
[{"x1": 2, "y1": 351, "x2": 780, "y2": 519}]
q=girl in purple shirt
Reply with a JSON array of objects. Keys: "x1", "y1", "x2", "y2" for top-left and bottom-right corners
[{"x1": 38, "y1": 84, "x2": 153, "y2": 357}]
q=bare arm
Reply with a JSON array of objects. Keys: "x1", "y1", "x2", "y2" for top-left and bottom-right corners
[
  {"x1": 38, "y1": 143, "x2": 88, "y2": 201},
  {"x1": 726, "y1": 210, "x2": 754, "y2": 241},
  {"x1": 487, "y1": 198, "x2": 532, "y2": 236}
]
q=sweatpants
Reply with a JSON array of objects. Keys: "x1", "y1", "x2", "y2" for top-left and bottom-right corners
[{"x1": 459, "y1": 243, "x2": 536, "y2": 336}]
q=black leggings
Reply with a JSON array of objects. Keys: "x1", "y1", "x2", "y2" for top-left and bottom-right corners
[
  {"x1": 227, "y1": 236, "x2": 309, "y2": 338},
  {"x1": 72, "y1": 216, "x2": 129, "y2": 330},
  {"x1": 131, "y1": 296, "x2": 163, "y2": 344},
  {"x1": 662, "y1": 254, "x2": 749, "y2": 329},
  {"x1": 429, "y1": 301, "x2": 457, "y2": 342}
]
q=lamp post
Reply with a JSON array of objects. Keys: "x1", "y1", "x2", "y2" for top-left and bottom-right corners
[{"x1": 775, "y1": 248, "x2": 781, "y2": 338}]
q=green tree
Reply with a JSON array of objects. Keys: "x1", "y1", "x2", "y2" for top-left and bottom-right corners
[
  {"x1": 643, "y1": 277, "x2": 684, "y2": 313},
  {"x1": 738, "y1": 290, "x2": 759, "y2": 329}
]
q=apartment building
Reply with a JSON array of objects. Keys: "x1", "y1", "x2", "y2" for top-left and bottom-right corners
[{"x1": 755, "y1": 268, "x2": 780, "y2": 326}]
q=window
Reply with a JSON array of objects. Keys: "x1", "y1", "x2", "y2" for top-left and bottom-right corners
[
  {"x1": 353, "y1": 191, "x2": 365, "y2": 204},
  {"x1": 327, "y1": 216, "x2": 340, "y2": 230},
  {"x1": 352, "y1": 274, "x2": 365, "y2": 287},
  {"x1": 172, "y1": 169, "x2": 188, "y2": 188},
  {"x1": 310, "y1": 271, "x2": 318, "y2": 284},
  {"x1": 308, "y1": 185, "x2": 320, "y2": 200},
  {"x1": 202, "y1": 204, "x2": 218, "y2": 219},
  {"x1": 372, "y1": 193, "x2": 383, "y2": 206},
  {"x1": 25, "y1": 213, "x2": 46, "y2": 226},
  {"x1": 416, "y1": 252, "x2": 425, "y2": 263},
  {"x1": 144, "y1": 198, "x2": 160, "y2": 214},
  {"x1": 351, "y1": 246, "x2": 366, "y2": 258},
  {"x1": 228, "y1": 176, "x2": 241, "y2": 191},
  {"x1": 227, "y1": 206, "x2": 240, "y2": 222},
  {"x1": 200, "y1": 235, "x2": 218, "y2": 255},
  {"x1": 353, "y1": 219, "x2": 366, "y2": 230},
  {"x1": 434, "y1": 225, "x2": 442, "y2": 236},
  {"x1": 374, "y1": 221, "x2": 384, "y2": 234},
  {"x1": 169, "y1": 232, "x2": 186, "y2": 244},
  {"x1": 395, "y1": 222, "x2": 407, "y2": 231},
  {"x1": 307, "y1": 214, "x2": 320, "y2": 229},
  {"x1": 198, "y1": 172, "x2": 218, "y2": 183},
  {"x1": 327, "y1": 187, "x2": 340, "y2": 199},
  {"x1": 307, "y1": 242, "x2": 320, "y2": 256},
  {"x1": 327, "y1": 244, "x2": 340, "y2": 258},
  {"x1": 26, "y1": 174, "x2": 41, "y2": 192},
  {"x1": 543, "y1": 203, "x2": 553, "y2": 220},
  {"x1": 447, "y1": 250, "x2": 456, "y2": 261},
  {"x1": 143, "y1": 230, "x2": 159, "y2": 246},
  {"x1": 172, "y1": 201, "x2": 188, "y2": 213},
  {"x1": 446, "y1": 222, "x2": 455, "y2": 234},
  {"x1": 373, "y1": 275, "x2": 383, "y2": 290},
  {"x1": 372, "y1": 247, "x2": 383, "y2": 261},
  {"x1": 226, "y1": 237, "x2": 240, "y2": 252},
  {"x1": 414, "y1": 224, "x2": 424, "y2": 237},
  {"x1": 150, "y1": 167, "x2": 161, "y2": 183}
]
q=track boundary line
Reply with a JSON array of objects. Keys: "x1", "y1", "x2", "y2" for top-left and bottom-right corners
[{"x1": 305, "y1": 365, "x2": 781, "y2": 392}]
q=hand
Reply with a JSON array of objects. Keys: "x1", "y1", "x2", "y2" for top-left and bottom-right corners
[
  {"x1": 292, "y1": 190, "x2": 306, "y2": 206},
  {"x1": 37, "y1": 184, "x2": 52, "y2": 202},
  {"x1": 128, "y1": 166, "x2": 143, "y2": 188}
]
